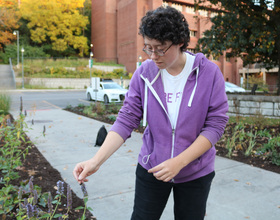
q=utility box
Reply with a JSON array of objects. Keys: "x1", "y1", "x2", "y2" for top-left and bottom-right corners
[{"x1": 91, "y1": 77, "x2": 100, "y2": 90}]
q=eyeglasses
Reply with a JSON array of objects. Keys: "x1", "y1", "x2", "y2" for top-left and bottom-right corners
[{"x1": 142, "y1": 43, "x2": 173, "y2": 56}]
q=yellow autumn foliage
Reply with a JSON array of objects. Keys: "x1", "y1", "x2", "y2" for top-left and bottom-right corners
[
  {"x1": 0, "y1": 0, "x2": 19, "y2": 49},
  {"x1": 20, "y1": 0, "x2": 88, "y2": 56}
]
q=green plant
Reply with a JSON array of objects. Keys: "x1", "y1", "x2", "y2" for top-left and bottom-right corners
[
  {"x1": 245, "y1": 131, "x2": 257, "y2": 156},
  {"x1": 107, "y1": 102, "x2": 121, "y2": 114},
  {"x1": 0, "y1": 114, "x2": 32, "y2": 216},
  {"x1": 95, "y1": 102, "x2": 106, "y2": 116},
  {"x1": 256, "y1": 129, "x2": 272, "y2": 138},
  {"x1": 225, "y1": 123, "x2": 247, "y2": 158},
  {"x1": 78, "y1": 103, "x2": 85, "y2": 108},
  {"x1": 258, "y1": 136, "x2": 280, "y2": 166},
  {"x1": 107, "y1": 115, "x2": 117, "y2": 122},
  {"x1": 0, "y1": 93, "x2": 11, "y2": 115}
]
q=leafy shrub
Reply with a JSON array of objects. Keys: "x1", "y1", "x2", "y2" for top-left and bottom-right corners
[{"x1": 0, "y1": 44, "x2": 49, "y2": 64}]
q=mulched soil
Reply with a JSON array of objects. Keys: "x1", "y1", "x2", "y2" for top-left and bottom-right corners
[{"x1": 65, "y1": 106, "x2": 280, "y2": 175}]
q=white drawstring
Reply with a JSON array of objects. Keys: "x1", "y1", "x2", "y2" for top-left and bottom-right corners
[
  {"x1": 141, "y1": 71, "x2": 168, "y2": 127},
  {"x1": 188, "y1": 67, "x2": 199, "y2": 107},
  {"x1": 142, "y1": 154, "x2": 151, "y2": 164},
  {"x1": 143, "y1": 83, "x2": 148, "y2": 127}
]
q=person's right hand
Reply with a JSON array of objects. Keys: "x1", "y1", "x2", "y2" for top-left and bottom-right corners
[{"x1": 73, "y1": 158, "x2": 99, "y2": 184}]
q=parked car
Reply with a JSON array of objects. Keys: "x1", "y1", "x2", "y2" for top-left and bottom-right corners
[
  {"x1": 86, "y1": 81, "x2": 128, "y2": 103},
  {"x1": 225, "y1": 82, "x2": 246, "y2": 93}
]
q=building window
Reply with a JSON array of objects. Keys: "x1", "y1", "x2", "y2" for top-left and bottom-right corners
[
  {"x1": 190, "y1": 30, "x2": 197, "y2": 37},
  {"x1": 171, "y1": 3, "x2": 183, "y2": 11},
  {"x1": 199, "y1": 9, "x2": 208, "y2": 17},
  {"x1": 186, "y1": 6, "x2": 195, "y2": 14}
]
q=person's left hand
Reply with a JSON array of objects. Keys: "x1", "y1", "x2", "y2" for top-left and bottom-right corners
[{"x1": 148, "y1": 158, "x2": 183, "y2": 182}]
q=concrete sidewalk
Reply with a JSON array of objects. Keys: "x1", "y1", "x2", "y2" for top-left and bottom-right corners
[{"x1": 12, "y1": 109, "x2": 280, "y2": 220}]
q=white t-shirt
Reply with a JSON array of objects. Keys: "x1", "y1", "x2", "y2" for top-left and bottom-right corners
[{"x1": 161, "y1": 52, "x2": 195, "y2": 128}]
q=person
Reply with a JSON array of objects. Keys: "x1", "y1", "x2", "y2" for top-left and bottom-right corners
[{"x1": 73, "y1": 6, "x2": 228, "y2": 220}]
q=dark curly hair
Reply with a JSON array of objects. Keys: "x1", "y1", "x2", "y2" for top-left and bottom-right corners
[{"x1": 139, "y1": 6, "x2": 190, "y2": 52}]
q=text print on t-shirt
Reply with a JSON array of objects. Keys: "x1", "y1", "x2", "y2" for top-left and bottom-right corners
[{"x1": 164, "y1": 92, "x2": 183, "y2": 103}]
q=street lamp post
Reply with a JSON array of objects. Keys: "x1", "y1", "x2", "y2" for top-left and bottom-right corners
[
  {"x1": 21, "y1": 47, "x2": 25, "y2": 89},
  {"x1": 13, "y1": 30, "x2": 19, "y2": 68},
  {"x1": 89, "y1": 52, "x2": 93, "y2": 82},
  {"x1": 89, "y1": 43, "x2": 94, "y2": 86}
]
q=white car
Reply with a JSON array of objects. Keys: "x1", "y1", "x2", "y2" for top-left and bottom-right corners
[
  {"x1": 225, "y1": 82, "x2": 246, "y2": 93},
  {"x1": 86, "y1": 81, "x2": 127, "y2": 103}
]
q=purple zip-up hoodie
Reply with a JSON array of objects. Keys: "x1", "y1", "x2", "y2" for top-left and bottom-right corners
[{"x1": 111, "y1": 52, "x2": 229, "y2": 183}]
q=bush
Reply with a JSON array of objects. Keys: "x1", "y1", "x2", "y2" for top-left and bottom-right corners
[{"x1": 0, "y1": 44, "x2": 49, "y2": 64}]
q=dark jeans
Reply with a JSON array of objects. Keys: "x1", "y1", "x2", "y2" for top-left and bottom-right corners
[{"x1": 131, "y1": 164, "x2": 215, "y2": 220}]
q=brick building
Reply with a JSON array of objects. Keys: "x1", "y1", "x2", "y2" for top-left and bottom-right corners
[{"x1": 91, "y1": 0, "x2": 243, "y2": 85}]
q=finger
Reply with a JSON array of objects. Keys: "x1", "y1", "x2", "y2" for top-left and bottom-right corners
[
  {"x1": 148, "y1": 165, "x2": 161, "y2": 173},
  {"x1": 73, "y1": 165, "x2": 83, "y2": 181}
]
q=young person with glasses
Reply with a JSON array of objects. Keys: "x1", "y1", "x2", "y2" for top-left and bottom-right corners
[{"x1": 73, "y1": 6, "x2": 228, "y2": 220}]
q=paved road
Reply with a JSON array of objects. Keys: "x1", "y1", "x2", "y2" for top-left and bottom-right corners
[{"x1": 8, "y1": 90, "x2": 91, "y2": 113}]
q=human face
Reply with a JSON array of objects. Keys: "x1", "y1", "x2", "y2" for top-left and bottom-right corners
[{"x1": 143, "y1": 38, "x2": 185, "y2": 75}]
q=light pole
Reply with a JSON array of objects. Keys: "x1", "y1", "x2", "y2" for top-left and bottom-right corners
[
  {"x1": 13, "y1": 30, "x2": 19, "y2": 68},
  {"x1": 89, "y1": 52, "x2": 93, "y2": 80},
  {"x1": 21, "y1": 47, "x2": 24, "y2": 89},
  {"x1": 89, "y1": 43, "x2": 93, "y2": 85}
]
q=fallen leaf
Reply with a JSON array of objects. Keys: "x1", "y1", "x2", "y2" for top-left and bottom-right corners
[
  {"x1": 234, "y1": 179, "x2": 239, "y2": 182},
  {"x1": 63, "y1": 165, "x2": 68, "y2": 170},
  {"x1": 235, "y1": 144, "x2": 243, "y2": 151},
  {"x1": 244, "y1": 216, "x2": 250, "y2": 219},
  {"x1": 16, "y1": 166, "x2": 25, "y2": 171},
  {"x1": 28, "y1": 169, "x2": 37, "y2": 176},
  {"x1": 246, "y1": 182, "x2": 251, "y2": 186},
  {"x1": 127, "y1": 150, "x2": 133, "y2": 153},
  {"x1": 78, "y1": 117, "x2": 82, "y2": 120}
]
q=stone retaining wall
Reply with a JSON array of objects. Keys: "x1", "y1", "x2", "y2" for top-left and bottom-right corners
[{"x1": 227, "y1": 94, "x2": 280, "y2": 118}]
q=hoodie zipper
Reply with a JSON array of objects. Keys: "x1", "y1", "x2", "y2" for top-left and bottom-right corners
[
  {"x1": 171, "y1": 128, "x2": 176, "y2": 183},
  {"x1": 140, "y1": 67, "x2": 199, "y2": 182}
]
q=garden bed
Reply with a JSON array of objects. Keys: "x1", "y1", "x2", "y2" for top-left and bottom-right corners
[
  {"x1": 65, "y1": 104, "x2": 280, "y2": 175},
  {"x1": 0, "y1": 114, "x2": 96, "y2": 219}
]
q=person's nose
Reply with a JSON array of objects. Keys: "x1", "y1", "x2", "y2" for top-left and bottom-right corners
[{"x1": 150, "y1": 51, "x2": 159, "y2": 59}]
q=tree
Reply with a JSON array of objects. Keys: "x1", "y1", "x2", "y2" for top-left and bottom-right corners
[
  {"x1": 195, "y1": 0, "x2": 280, "y2": 94},
  {"x1": 20, "y1": 0, "x2": 89, "y2": 56},
  {"x1": 0, "y1": 0, "x2": 19, "y2": 50}
]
